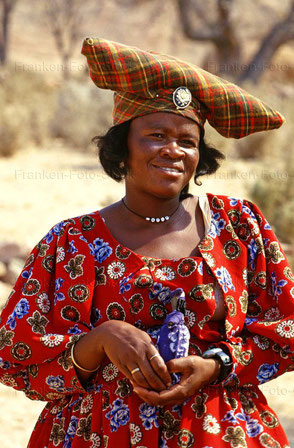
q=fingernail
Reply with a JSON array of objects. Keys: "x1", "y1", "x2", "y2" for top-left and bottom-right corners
[{"x1": 133, "y1": 388, "x2": 138, "y2": 394}]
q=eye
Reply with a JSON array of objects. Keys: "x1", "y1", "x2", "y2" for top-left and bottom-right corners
[
  {"x1": 180, "y1": 139, "x2": 198, "y2": 148},
  {"x1": 150, "y1": 133, "x2": 164, "y2": 139}
]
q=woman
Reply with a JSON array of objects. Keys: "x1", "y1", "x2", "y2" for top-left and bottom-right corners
[{"x1": 0, "y1": 38, "x2": 293, "y2": 447}]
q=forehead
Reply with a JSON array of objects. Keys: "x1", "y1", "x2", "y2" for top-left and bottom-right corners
[{"x1": 131, "y1": 112, "x2": 200, "y2": 135}]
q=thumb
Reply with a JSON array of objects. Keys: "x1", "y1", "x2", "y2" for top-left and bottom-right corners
[{"x1": 166, "y1": 357, "x2": 191, "y2": 373}]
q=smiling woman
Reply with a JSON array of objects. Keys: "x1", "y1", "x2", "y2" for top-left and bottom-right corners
[{"x1": 0, "y1": 38, "x2": 293, "y2": 448}]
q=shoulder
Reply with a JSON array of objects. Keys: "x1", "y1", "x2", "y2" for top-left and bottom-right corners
[
  {"x1": 38, "y1": 209, "x2": 106, "y2": 248},
  {"x1": 205, "y1": 193, "x2": 272, "y2": 235}
]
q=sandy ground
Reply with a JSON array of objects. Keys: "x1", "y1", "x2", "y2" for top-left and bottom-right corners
[{"x1": 0, "y1": 144, "x2": 293, "y2": 447}]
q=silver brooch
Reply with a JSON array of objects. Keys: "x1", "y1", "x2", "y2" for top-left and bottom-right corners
[{"x1": 173, "y1": 86, "x2": 192, "y2": 109}]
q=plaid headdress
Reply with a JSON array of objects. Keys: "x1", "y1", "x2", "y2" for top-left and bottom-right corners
[{"x1": 81, "y1": 37, "x2": 284, "y2": 139}]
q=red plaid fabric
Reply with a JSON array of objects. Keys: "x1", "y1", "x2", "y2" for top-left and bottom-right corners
[{"x1": 81, "y1": 38, "x2": 285, "y2": 138}]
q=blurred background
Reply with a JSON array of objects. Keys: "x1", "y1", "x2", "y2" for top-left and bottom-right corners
[{"x1": 0, "y1": 0, "x2": 293, "y2": 446}]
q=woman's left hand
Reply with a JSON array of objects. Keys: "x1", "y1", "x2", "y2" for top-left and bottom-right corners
[{"x1": 131, "y1": 355, "x2": 220, "y2": 406}]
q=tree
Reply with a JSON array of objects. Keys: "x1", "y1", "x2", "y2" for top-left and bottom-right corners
[
  {"x1": 177, "y1": 0, "x2": 294, "y2": 83},
  {"x1": 0, "y1": 0, "x2": 18, "y2": 65},
  {"x1": 177, "y1": 0, "x2": 241, "y2": 77},
  {"x1": 44, "y1": 0, "x2": 104, "y2": 79},
  {"x1": 239, "y1": 1, "x2": 294, "y2": 83}
]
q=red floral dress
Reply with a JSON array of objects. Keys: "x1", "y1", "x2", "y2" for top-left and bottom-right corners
[{"x1": 0, "y1": 193, "x2": 293, "y2": 448}]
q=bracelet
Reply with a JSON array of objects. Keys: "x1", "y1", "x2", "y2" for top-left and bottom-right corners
[
  {"x1": 71, "y1": 344, "x2": 100, "y2": 373},
  {"x1": 202, "y1": 347, "x2": 233, "y2": 384}
]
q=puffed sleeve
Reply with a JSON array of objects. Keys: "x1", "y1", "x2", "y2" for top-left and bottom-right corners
[
  {"x1": 0, "y1": 218, "x2": 96, "y2": 401},
  {"x1": 220, "y1": 199, "x2": 294, "y2": 387}
]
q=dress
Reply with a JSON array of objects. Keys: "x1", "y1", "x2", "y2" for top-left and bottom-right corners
[{"x1": 0, "y1": 193, "x2": 293, "y2": 448}]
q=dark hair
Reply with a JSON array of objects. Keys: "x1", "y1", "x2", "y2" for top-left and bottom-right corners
[{"x1": 93, "y1": 120, "x2": 225, "y2": 198}]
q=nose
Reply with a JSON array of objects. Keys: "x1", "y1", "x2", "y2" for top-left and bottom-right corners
[{"x1": 160, "y1": 140, "x2": 184, "y2": 158}]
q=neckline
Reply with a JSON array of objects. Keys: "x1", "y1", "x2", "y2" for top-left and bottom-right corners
[{"x1": 95, "y1": 194, "x2": 212, "y2": 262}]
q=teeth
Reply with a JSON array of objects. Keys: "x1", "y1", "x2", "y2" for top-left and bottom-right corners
[{"x1": 159, "y1": 167, "x2": 180, "y2": 173}]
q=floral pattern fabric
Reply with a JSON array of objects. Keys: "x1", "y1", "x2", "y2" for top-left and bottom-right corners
[{"x1": 0, "y1": 193, "x2": 293, "y2": 447}]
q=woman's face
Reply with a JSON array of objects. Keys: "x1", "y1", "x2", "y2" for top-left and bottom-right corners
[{"x1": 126, "y1": 112, "x2": 200, "y2": 199}]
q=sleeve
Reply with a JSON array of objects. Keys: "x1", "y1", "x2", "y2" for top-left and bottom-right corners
[
  {"x1": 219, "y1": 199, "x2": 294, "y2": 388},
  {"x1": 0, "y1": 219, "x2": 96, "y2": 401}
]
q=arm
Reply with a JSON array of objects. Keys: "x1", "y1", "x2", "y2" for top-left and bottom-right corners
[
  {"x1": 0, "y1": 220, "x2": 172, "y2": 400},
  {"x1": 0, "y1": 220, "x2": 92, "y2": 400},
  {"x1": 219, "y1": 199, "x2": 294, "y2": 387}
]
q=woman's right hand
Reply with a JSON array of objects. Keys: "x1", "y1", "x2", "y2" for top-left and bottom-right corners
[
  {"x1": 97, "y1": 320, "x2": 172, "y2": 391},
  {"x1": 73, "y1": 320, "x2": 171, "y2": 391}
]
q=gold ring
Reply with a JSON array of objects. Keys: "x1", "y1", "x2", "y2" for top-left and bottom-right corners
[
  {"x1": 149, "y1": 353, "x2": 160, "y2": 362},
  {"x1": 131, "y1": 367, "x2": 140, "y2": 375}
]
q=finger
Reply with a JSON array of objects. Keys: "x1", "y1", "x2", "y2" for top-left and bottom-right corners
[
  {"x1": 167, "y1": 356, "x2": 197, "y2": 373},
  {"x1": 133, "y1": 385, "x2": 188, "y2": 407},
  {"x1": 148, "y1": 352, "x2": 172, "y2": 387},
  {"x1": 129, "y1": 366, "x2": 152, "y2": 390},
  {"x1": 137, "y1": 360, "x2": 170, "y2": 392}
]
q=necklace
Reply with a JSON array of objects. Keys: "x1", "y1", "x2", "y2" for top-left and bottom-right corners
[{"x1": 121, "y1": 198, "x2": 180, "y2": 223}]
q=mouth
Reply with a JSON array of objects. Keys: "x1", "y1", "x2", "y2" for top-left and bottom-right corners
[{"x1": 152, "y1": 165, "x2": 183, "y2": 174}]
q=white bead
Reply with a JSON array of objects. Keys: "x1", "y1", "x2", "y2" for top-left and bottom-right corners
[
  {"x1": 161, "y1": 217, "x2": 165, "y2": 222},
  {"x1": 156, "y1": 218, "x2": 160, "y2": 222},
  {"x1": 151, "y1": 218, "x2": 155, "y2": 222},
  {"x1": 146, "y1": 217, "x2": 150, "y2": 221},
  {"x1": 165, "y1": 216, "x2": 170, "y2": 220}
]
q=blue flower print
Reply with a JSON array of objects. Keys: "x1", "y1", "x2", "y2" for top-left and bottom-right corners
[
  {"x1": 159, "y1": 438, "x2": 169, "y2": 448},
  {"x1": 68, "y1": 240, "x2": 78, "y2": 254},
  {"x1": 89, "y1": 238, "x2": 113, "y2": 263},
  {"x1": 149, "y1": 283, "x2": 172, "y2": 304},
  {"x1": 119, "y1": 274, "x2": 133, "y2": 296},
  {"x1": 46, "y1": 375, "x2": 65, "y2": 392},
  {"x1": 54, "y1": 277, "x2": 65, "y2": 305},
  {"x1": 264, "y1": 220, "x2": 272, "y2": 230},
  {"x1": 63, "y1": 415, "x2": 79, "y2": 448},
  {"x1": 244, "y1": 317, "x2": 258, "y2": 326},
  {"x1": 215, "y1": 267, "x2": 235, "y2": 293},
  {"x1": 222, "y1": 410, "x2": 238, "y2": 425},
  {"x1": 21, "y1": 267, "x2": 33, "y2": 280},
  {"x1": 68, "y1": 324, "x2": 82, "y2": 335},
  {"x1": 139, "y1": 402, "x2": 159, "y2": 430},
  {"x1": 235, "y1": 409, "x2": 263, "y2": 438},
  {"x1": 241, "y1": 204, "x2": 256, "y2": 220},
  {"x1": 90, "y1": 307, "x2": 102, "y2": 326},
  {"x1": 7, "y1": 298, "x2": 30, "y2": 330},
  {"x1": 56, "y1": 278, "x2": 64, "y2": 291},
  {"x1": 229, "y1": 197, "x2": 240, "y2": 207},
  {"x1": 44, "y1": 221, "x2": 65, "y2": 243},
  {"x1": 257, "y1": 363, "x2": 279, "y2": 384},
  {"x1": 14, "y1": 298, "x2": 30, "y2": 318},
  {"x1": 105, "y1": 398, "x2": 130, "y2": 432},
  {"x1": 247, "y1": 238, "x2": 259, "y2": 270},
  {"x1": 147, "y1": 326, "x2": 160, "y2": 339},
  {"x1": 197, "y1": 262, "x2": 203, "y2": 275},
  {"x1": 270, "y1": 272, "x2": 287, "y2": 300},
  {"x1": 209, "y1": 212, "x2": 226, "y2": 238},
  {"x1": 0, "y1": 357, "x2": 11, "y2": 369}
]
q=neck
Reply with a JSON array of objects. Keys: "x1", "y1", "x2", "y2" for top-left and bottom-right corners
[{"x1": 124, "y1": 189, "x2": 182, "y2": 220}]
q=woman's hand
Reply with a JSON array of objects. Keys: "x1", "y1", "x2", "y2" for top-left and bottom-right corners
[
  {"x1": 97, "y1": 320, "x2": 172, "y2": 391},
  {"x1": 131, "y1": 355, "x2": 221, "y2": 406}
]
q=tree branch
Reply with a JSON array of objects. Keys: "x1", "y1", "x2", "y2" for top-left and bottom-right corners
[{"x1": 239, "y1": 1, "x2": 294, "y2": 83}]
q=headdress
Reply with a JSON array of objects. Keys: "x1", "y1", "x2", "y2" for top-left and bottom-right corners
[{"x1": 82, "y1": 37, "x2": 284, "y2": 138}]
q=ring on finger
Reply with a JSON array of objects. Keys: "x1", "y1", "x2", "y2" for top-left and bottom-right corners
[
  {"x1": 131, "y1": 367, "x2": 140, "y2": 375},
  {"x1": 149, "y1": 353, "x2": 160, "y2": 362}
]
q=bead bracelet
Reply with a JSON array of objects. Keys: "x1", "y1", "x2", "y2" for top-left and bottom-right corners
[{"x1": 71, "y1": 344, "x2": 100, "y2": 373}]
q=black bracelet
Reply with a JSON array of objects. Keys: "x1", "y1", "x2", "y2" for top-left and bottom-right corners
[{"x1": 202, "y1": 347, "x2": 233, "y2": 383}]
